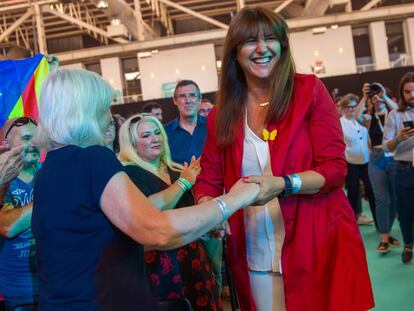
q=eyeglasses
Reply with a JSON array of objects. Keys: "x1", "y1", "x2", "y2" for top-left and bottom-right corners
[
  {"x1": 130, "y1": 115, "x2": 142, "y2": 125},
  {"x1": 4, "y1": 117, "x2": 38, "y2": 139},
  {"x1": 345, "y1": 105, "x2": 357, "y2": 109},
  {"x1": 199, "y1": 108, "x2": 212, "y2": 114},
  {"x1": 128, "y1": 115, "x2": 142, "y2": 133},
  {"x1": 175, "y1": 93, "x2": 199, "y2": 101}
]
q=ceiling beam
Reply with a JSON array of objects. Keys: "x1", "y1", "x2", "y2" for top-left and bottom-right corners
[
  {"x1": 34, "y1": 3, "x2": 47, "y2": 54},
  {"x1": 90, "y1": 0, "x2": 144, "y2": 40},
  {"x1": 275, "y1": 0, "x2": 295, "y2": 13},
  {"x1": 0, "y1": 0, "x2": 59, "y2": 13},
  {"x1": 157, "y1": 0, "x2": 229, "y2": 29},
  {"x1": 361, "y1": 0, "x2": 382, "y2": 11},
  {"x1": 56, "y1": 2, "x2": 414, "y2": 63},
  {"x1": 0, "y1": 9, "x2": 33, "y2": 42},
  {"x1": 43, "y1": 6, "x2": 128, "y2": 43},
  {"x1": 236, "y1": 0, "x2": 245, "y2": 11},
  {"x1": 302, "y1": 0, "x2": 329, "y2": 17}
]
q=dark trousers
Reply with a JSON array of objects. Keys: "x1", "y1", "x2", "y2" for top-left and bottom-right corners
[
  {"x1": 395, "y1": 163, "x2": 414, "y2": 245},
  {"x1": 345, "y1": 162, "x2": 377, "y2": 227}
]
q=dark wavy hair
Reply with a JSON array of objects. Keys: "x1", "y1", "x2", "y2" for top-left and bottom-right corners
[
  {"x1": 398, "y1": 72, "x2": 414, "y2": 112},
  {"x1": 215, "y1": 6, "x2": 295, "y2": 147}
]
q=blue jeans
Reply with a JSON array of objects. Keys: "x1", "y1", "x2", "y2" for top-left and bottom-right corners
[
  {"x1": 368, "y1": 150, "x2": 397, "y2": 234},
  {"x1": 395, "y1": 162, "x2": 414, "y2": 245}
]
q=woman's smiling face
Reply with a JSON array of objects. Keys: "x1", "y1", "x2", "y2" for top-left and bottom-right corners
[{"x1": 236, "y1": 31, "x2": 281, "y2": 82}]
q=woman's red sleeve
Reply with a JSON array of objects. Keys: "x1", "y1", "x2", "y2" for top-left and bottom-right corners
[
  {"x1": 192, "y1": 111, "x2": 224, "y2": 203},
  {"x1": 308, "y1": 78, "x2": 347, "y2": 195}
]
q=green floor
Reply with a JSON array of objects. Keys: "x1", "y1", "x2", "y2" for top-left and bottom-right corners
[{"x1": 359, "y1": 202, "x2": 414, "y2": 311}]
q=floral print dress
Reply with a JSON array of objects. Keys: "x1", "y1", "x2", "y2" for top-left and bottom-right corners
[{"x1": 125, "y1": 165, "x2": 222, "y2": 311}]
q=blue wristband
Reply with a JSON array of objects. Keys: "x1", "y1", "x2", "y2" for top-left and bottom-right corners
[{"x1": 290, "y1": 174, "x2": 302, "y2": 194}]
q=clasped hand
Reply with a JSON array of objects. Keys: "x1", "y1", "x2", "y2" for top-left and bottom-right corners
[{"x1": 242, "y1": 175, "x2": 285, "y2": 206}]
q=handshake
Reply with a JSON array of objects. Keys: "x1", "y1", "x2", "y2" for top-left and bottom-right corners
[{"x1": 226, "y1": 175, "x2": 286, "y2": 208}]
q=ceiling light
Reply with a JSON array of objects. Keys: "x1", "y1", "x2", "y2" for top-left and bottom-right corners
[
  {"x1": 312, "y1": 27, "x2": 327, "y2": 35},
  {"x1": 97, "y1": 1, "x2": 108, "y2": 9},
  {"x1": 125, "y1": 72, "x2": 140, "y2": 81},
  {"x1": 111, "y1": 18, "x2": 120, "y2": 26}
]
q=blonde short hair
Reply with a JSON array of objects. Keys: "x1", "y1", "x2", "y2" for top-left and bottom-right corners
[
  {"x1": 118, "y1": 114, "x2": 182, "y2": 174},
  {"x1": 34, "y1": 69, "x2": 115, "y2": 150}
]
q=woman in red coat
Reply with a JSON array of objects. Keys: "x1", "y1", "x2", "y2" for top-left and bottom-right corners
[{"x1": 193, "y1": 7, "x2": 374, "y2": 311}]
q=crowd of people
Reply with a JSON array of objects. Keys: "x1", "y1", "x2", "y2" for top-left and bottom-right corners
[
  {"x1": 0, "y1": 5, "x2": 413, "y2": 311},
  {"x1": 335, "y1": 75, "x2": 414, "y2": 262}
]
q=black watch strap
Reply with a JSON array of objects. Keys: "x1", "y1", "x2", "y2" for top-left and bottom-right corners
[{"x1": 278, "y1": 175, "x2": 292, "y2": 198}]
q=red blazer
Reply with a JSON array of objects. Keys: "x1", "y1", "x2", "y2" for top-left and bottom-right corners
[{"x1": 193, "y1": 74, "x2": 374, "y2": 311}]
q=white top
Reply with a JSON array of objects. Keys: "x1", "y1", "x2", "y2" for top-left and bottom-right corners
[
  {"x1": 340, "y1": 116, "x2": 370, "y2": 164},
  {"x1": 383, "y1": 107, "x2": 414, "y2": 162},
  {"x1": 242, "y1": 116, "x2": 285, "y2": 273}
]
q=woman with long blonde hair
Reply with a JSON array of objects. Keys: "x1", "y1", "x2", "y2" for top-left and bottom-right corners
[{"x1": 119, "y1": 114, "x2": 221, "y2": 311}]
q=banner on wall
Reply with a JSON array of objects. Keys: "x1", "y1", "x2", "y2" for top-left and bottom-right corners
[
  {"x1": 311, "y1": 60, "x2": 326, "y2": 75},
  {"x1": 0, "y1": 54, "x2": 50, "y2": 128}
]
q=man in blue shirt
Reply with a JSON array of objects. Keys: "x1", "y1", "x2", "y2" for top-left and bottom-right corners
[
  {"x1": 0, "y1": 117, "x2": 40, "y2": 309},
  {"x1": 164, "y1": 80, "x2": 224, "y2": 293},
  {"x1": 164, "y1": 80, "x2": 207, "y2": 165}
]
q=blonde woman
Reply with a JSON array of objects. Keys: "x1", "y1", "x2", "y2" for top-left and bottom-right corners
[{"x1": 119, "y1": 114, "x2": 221, "y2": 311}]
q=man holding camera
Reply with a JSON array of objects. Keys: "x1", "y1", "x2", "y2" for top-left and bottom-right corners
[{"x1": 383, "y1": 72, "x2": 414, "y2": 264}]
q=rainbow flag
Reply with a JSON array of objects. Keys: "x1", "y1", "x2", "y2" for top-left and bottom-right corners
[{"x1": 0, "y1": 54, "x2": 50, "y2": 128}]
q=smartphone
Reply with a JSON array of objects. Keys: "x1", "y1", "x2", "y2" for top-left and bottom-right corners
[{"x1": 403, "y1": 120, "x2": 414, "y2": 128}]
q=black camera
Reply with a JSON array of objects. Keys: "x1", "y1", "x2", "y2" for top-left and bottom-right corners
[{"x1": 368, "y1": 83, "x2": 382, "y2": 97}]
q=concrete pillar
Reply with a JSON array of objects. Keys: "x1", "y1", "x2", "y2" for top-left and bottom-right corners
[
  {"x1": 368, "y1": 21, "x2": 390, "y2": 70},
  {"x1": 404, "y1": 18, "x2": 414, "y2": 64},
  {"x1": 100, "y1": 57, "x2": 124, "y2": 96}
]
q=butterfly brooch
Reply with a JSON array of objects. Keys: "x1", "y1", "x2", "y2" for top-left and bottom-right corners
[{"x1": 262, "y1": 129, "x2": 277, "y2": 141}]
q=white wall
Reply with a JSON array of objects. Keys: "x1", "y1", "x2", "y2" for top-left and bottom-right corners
[
  {"x1": 60, "y1": 63, "x2": 84, "y2": 69},
  {"x1": 100, "y1": 57, "x2": 124, "y2": 96},
  {"x1": 290, "y1": 26, "x2": 357, "y2": 77},
  {"x1": 138, "y1": 44, "x2": 218, "y2": 100}
]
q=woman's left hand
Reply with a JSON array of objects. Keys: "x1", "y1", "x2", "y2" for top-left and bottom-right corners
[
  {"x1": 180, "y1": 156, "x2": 201, "y2": 186},
  {"x1": 243, "y1": 175, "x2": 285, "y2": 206}
]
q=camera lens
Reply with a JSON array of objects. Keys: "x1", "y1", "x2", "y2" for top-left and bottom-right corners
[{"x1": 369, "y1": 83, "x2": 381, "y2": 95}]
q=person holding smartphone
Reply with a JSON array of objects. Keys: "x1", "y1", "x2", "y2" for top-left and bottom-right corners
[
  {"x1": 355, "y1": 82, "x2": 400, "y2": 253},
  {"x1": 383, "y1": 72, "x2": 414, "y2": 264}
]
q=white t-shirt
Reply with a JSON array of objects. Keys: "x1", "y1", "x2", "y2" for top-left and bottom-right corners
[
  {"x1": 242, "y1": 116, "x2": 285, "y2": 273},
  {"x1": 340, "y1": 116, "x2": 370, "y2": 164}
]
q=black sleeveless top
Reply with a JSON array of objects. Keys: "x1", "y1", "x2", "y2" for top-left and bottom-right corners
[{"x1": 369, "y1": 113, "x2": 386, "y2": 146}]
